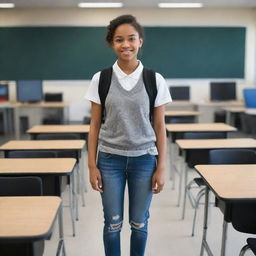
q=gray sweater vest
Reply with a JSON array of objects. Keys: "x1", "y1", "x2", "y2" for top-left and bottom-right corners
[{"x1": 98, "y1": 73, "x2": 157, "y2": 157}]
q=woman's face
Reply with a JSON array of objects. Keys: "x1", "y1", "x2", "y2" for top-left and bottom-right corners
[{"x1": 112, "y1": 24, "x2": 143, "y2": 63}]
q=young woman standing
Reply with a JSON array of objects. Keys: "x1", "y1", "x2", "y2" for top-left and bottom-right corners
[{"x1": 85, "y1": 14, "x2": 172, "y2": 256}]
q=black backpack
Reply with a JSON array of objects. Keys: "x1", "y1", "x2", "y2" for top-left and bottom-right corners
[{"x1": 98, "y1": 67, "x2": 157, "y2": 123}]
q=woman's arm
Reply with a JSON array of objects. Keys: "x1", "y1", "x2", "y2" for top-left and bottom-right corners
[
  {"x1": 152, "y1": 104, "x2": 166, "y2": 194},
  {"x1": 88, "y1": 102, "x2": 103, "y2": 192}
]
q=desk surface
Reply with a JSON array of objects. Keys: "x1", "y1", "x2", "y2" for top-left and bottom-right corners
[
  {"x1": 222, "y1": 107, "x2": 246, "y2": 113},
  {"x1": 166, "y1": 123, "x2": 236, "y2": 132},
  {"x1": 0, "y1": 140, "x2": 85, "y2": 151},
  {"x1": 198, "y1": 100, "x2": 244, "y2": 106},
  {"x1": 0, "y1": 196, "x2": 61, "y2": 239},
  {"x1": 0, "y1": 158, "x2": 76, "y2": 174},
  {"x1": 195, "y1": 164, "x2": 256, "y2": 200},
  {"x1": 13, "y1": 102, "x2": 69, "y2": 108},
  {"x1": 167, "y1": 101, "x2": 196, "y2": 106},
  {"x1": 165, "y1": 110, "x2": 199, "y2": 116},
  {"x1": 176, "y1": 138, "x2": 256, "y2": 149},
  {"x1": 27, "y1": 125, "x2": 90, "y2": 134}
]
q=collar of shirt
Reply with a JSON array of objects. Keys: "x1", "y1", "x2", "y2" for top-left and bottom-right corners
[{"x1": 113, "y1": 60, "x2": 144, "y2": 81}]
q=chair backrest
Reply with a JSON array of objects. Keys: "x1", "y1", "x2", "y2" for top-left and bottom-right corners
[
  {"x1": 183, "y1": 132, "x2": 227, "y2": 167},
  {"x1": 0, "y1": 176, "x2": 43, "y2": 196},
  {"x1": 210, "y1": 149, "x2": 256, "y2": 234},
  {"x1": 166, "y1": 116, "x2": 196, "y2": 124},
  {"x1": 209, "y1": 149, "x2": 256, "y2": 164},
  {"x1": 184, "y1": 132, "x2": 227, "y2": 140},
  {"x1": 44, "y1": 92, "x2": 63, "y2": 102},
  {"x1": 36, "y1": 133, "x2": 80, "y2": 140},
  {"x1": 7, "y1": 150, "x2": 57, "y2": 158},
  {"x1": 243, "y1": 88, "x2": 256, "y2": 108}
]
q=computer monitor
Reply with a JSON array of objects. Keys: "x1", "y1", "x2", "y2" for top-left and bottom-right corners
[
  {"x1": 16, "y1": 80, "x2": 43, "y2": 103},
  {"x1": 0, "y1": 84, "x2": 8, "y2": 101},
  {"x1": 169, "y1": 86, "x2": 190, "y2": 100},
  {"x1": 210, "y1": 82, "x2": 236, "y2": 101}
]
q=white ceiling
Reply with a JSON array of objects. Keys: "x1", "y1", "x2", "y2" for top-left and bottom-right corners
[{"x1": 1, "y1": 0, "x2": 256, "y2": 8}]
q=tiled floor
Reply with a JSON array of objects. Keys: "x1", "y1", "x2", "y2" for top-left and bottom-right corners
[{"x1": 0, "y1": 131, "x2": 255, "y2": 256}]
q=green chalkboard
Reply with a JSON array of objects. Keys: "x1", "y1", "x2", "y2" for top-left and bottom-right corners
[{"x1": 0, "y1": 26, "x2": 245, "y2": 80}]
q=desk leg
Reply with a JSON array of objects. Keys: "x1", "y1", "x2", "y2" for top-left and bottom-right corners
[
  {"x1": 14, "y1": 107, "x2": 20, "y2": 139},
  {"x1": 81, "y1": 146, "x2": 88, "y2": 192},
  {"x1": 56, "y1": 238, "x2": 67, "y2": 256},
  {"x1": 74, "y1": 164, "x2": 79, "y2": 221},
  {"x1": 69, "y1": 172, "x2": 76, "y2": 236},
  {"x1": 221, "y1": 220, "x2": 228, "y2": 256},
  {"x1": 58, "y1": 202, "x2": 64, "y2": 239},
  {"x1": 200, "y1": 186, "x2": 214, "y2": 256},
  {"x1": 77, "y1": 159, "x2": 86, "y2": 207},
  {"x1": 177, "y1": 154, "x2": 185, "y2": 207},
  {"x1": 181, "y1": 163, "x2": 188, "y2": 219}
]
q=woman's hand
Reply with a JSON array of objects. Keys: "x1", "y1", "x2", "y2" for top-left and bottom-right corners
[
  {"x1": 89, "y1": 166, "x2": 103, "y2": 193},
  {"x1": 152, "y1": 168, "x2": 165, "y2": 194}
]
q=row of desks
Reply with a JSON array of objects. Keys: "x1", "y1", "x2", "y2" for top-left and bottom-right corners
[
  {"x1": 166, "y1": 122, "x2": 256, "y2": 256},
  {"x1": 0, "y1": 125, "x2": 88, "y2": 255}
]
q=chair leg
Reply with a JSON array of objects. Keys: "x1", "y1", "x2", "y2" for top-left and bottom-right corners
[
  {"x1": 221, "y1": 220, "x2": 228, "y2": 256},
  {"x1": 191, "y1": 188, "x2": 206, "y2": 236},
  {"x1": 186, "y1": 179, "x2": 198, "y2": 208},
  {"x1": 239, "y1": 245, "x2": 250, "y2": 256}
]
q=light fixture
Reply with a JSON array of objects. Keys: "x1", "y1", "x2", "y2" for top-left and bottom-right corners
[
  {"x1": 0, "y1": 3, "x2": 15, "y2": 8},
  {"x1": 158, "y1": 2, "x2": 203, "y2": 8},
  {"x1": 78, "y1": 2, "x2": 123, "y2": 8}
]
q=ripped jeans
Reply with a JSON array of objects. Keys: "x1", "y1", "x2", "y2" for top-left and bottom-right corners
[{"x1": 97, "y1": 151, "x2": 156, "y2": 256}]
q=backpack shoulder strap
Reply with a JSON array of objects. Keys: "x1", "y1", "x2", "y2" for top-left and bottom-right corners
[
  {"x1": 142, "y1": 68, "x2": 157, "y2": 121},
  {"x1": 98, "y1": 67, "x2": 113, "y2": 122}
]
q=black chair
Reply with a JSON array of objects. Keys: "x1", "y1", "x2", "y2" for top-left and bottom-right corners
[
  {"x1": 0, "y1": 176, "x2": 44, "y2": 256},
  {"x1": 7, "y1": 150, "x2": 57, "y2": 159},
  {"x1": 183, "y1": 132, "x2": 227, "y2": 236},
  {"x1": 209, "y1": 149, "x2": 256, "y2": 256},
  {"x1": 43, "y1": 92, "x2": 63, "y2": 124}
]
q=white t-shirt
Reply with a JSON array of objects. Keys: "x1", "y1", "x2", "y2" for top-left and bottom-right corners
[{"x1": 85, "y1": 61, "x2": 172, "y2": 106}]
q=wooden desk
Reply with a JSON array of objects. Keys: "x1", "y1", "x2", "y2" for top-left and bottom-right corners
[
  {"x1": 165, "y1": 110, "x2": 199, "y2": 116},
  {"x1": 13, "y1": 102, "x2": 70, "y2": 139},
  {"x1": 197, "y1": 100, "x2": 244, "y2": 123},
  {"x1": 195, "y1": 164, "x2": 256, "y2": 256},
  {"x1": 0, "y1": 196, "x2": 63, "y2": 256},
  {"x1": 166, "y1": 123, "x2": 236, "y2": 191},
  {"x1": 0, "y1": 196, "x2": 61, "y2": 239},
  {"x1": 166, "y1": 101, "x2": 196, "y2": 111},
  {"x1": 222, "y1": 107, "x2": 246, "y2": 125},
  {"x1": 0, "y1": 140, "x2": 86, "y2": 208},
  {"x1": 176, "y1": 138, "x2": 256, "y2": 150},
  {"x1": 0, "y1": 158, "x2": 77, "y2": 238},
  {"x1": 0, "y1": 158, "x2": 76, "y2": 174},
  {"x1": 176, "y1": 138, "x2": 256, "y2": 219},
  {"x1": 165, "y1": 110, "x2": 199, "y2": 124},
  {"x1": 166, "y1": 123, "x2": 236, "y2": 138},
  {"x1": 27, "y1": 124, "x2": 90, "y2": 140}
]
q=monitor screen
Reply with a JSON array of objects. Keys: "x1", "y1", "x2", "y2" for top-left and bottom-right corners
[
  {"x1": 16, "y1": 80, "x2": 43, "y2": 103},
  {"x1": 169, "y1": 86, "x2": 190, "y2": 100},
  {"x1": 0, "y1": 84, "x2": 8, "y2": 101},
  {"x1": 210, "y1": 82, "x2": 236, "y2": 101}
]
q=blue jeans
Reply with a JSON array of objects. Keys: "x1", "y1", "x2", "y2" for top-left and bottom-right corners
[{"x1": 97, "y1": 151, "x2": 156, "y2": 256}]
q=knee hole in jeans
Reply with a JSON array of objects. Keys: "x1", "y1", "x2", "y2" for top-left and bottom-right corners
[
  {"x1": 130, "y1": 221, "x2": 145, "y2": 230},
  {"x1": 109, "y1": 221, "x2": 123, "y2": 232}
]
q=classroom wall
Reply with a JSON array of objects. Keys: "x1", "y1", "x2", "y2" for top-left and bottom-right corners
[{"x1": 1, "y1": 8, "x2": 256, "y2": 120}]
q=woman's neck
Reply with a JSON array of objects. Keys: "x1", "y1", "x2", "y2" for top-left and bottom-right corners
[{"x1": 117, "y1": 59, "x2": 139, "y2": 75}]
